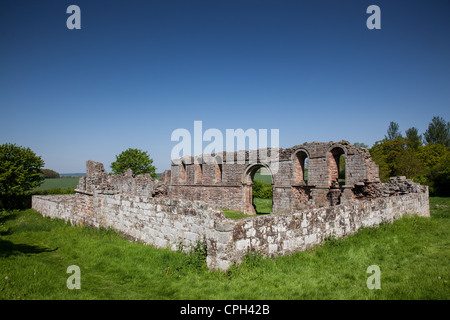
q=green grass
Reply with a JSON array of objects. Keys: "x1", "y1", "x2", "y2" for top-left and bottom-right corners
[
  {"x1": 34, "y1": 177, "x2": 80, "y2": 191},
  {"x1": 223, "y1": 209, "x2": 266, "y2": 220},
  {"x1": 223, "y1": 198, "x2": 272, "y2": 219},
  {"x1": 0, "y1": 197, "x2": 449, "y2": 299},
  {"x1": 253, "y1": 197, "x2": 272, "y2": 214},
  {"x1": 252, "y1": 169, "x2": 273, "y2": 213}
]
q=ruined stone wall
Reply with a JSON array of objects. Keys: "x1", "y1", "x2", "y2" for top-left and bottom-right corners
[
  {"x1": 169, "y1": 141, "x2": 381, "y2": 213},
  {"x1": 32, "y1": 179, "x2": 429, "y2": 271},
  {"x1": 31, "y1": 194, "x2": 76, "y2": 222},
  {"x1": 168, "y1": 160, "x2": 249, "y2": 212},
  {"x1": 33, "y1": 193, "x2": 225, "y2": 252},
  {"x1": 207, "y1": 186, "x2": 429, "y2": 270},
  {"x1": 30, "y1": 145, "x2": 429, "y2": 271},
  {"x1": 77, "y1": 160, "x2": 155, "y2": 197},
  {"x1": 168, "y1": 185, "x2": 244, "y2": 212}
]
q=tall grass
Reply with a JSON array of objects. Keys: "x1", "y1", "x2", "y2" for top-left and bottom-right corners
[{"x1": 0, "y1": 198, "x2": 449, "y2": 299}]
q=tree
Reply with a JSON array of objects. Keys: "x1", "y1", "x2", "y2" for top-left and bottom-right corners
[
  {"x1": 354, "y1": 142, "x2": 369, "y2": 149},
  {"x1": 370, "y1": 120, "x2": 449, "y2": 196},
  {"x1": 0, "y1": 143, "x2": 45, "y2": 196},
  {"x1": 369, "y1": 137, "x2": 407, "y2": 182},
  {"x1": 41, "y1": 169, "x2": 60, "y2": 179},
  {"x1": 417, "y1": 143, "x2": 448, "y2": 172},
  {"x1": 385, "y1": 121, "x2": 402, "y2": 141},
  {"x1": 416, "y1": 144, "x2": 450, "y2": 196},
  {"x1": 423, "y1": 116, "x2": 450, "y2": 147},
  {"x1": 405, "y1": 127, "x2": 422, "y2": 150},
  {"x1": 110, "y1": 148, "x2": 157, "y2": 178},
  {"x1": 396, "y1": 149, "x2": 423, "y2": 178}
]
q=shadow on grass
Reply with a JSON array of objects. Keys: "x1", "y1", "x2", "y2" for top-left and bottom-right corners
[
  {"x1": 0, "y1": 239, "x2": 58, "y2": 258},
  {"x1": 0, "y1": 212, "x2": 19, "y2": 236},
  {"x1": 0, "y1": 211, "x2": 19, "y2": 224}
]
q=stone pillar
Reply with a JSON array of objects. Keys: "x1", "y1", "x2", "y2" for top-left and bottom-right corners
[
  {"x1": 340, "y1": 186, "x2": 354, "y2": 205},
  {"x1": 243, "y1": 183, "x2": 256, "y2": 215},
  {"x1": 311, "y1": 186, "x2": 330, "y2": 207},
  {"x1": 207, "y1": 221, "x2": 235, "y2": 271}
]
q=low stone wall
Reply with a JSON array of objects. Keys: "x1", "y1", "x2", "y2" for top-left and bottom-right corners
[
  {"x1": 31, "y1": 194, "x2": 76, "y2": 222},
  {"x1": 207, "y1": 188, "x2": 429, "y2": 270},
  {"x1": 32, "y1": 194, "x2": 225, "y2": 252},
  {"x1": 32, "y1": 186, "x2": 429, "y2": 271}
]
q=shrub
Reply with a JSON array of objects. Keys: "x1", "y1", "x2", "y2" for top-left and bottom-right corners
[
  {"x1": 0, "y1": 143, "x2": 44, "y2": 196},
  {"x1": 252, "y1": 180, "x2": 273, "y2": 199},
  {"x1": 0, "y1": 188, "x2": 75, "y2": 210}
]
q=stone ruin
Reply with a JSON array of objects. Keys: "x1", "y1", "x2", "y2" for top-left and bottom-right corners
[
  {"x1": 168, "y1": 140, "x2": 381, "y2": 214},
  {"x1": 32, "y1": 141, "x2": 430, "y2": 271}
]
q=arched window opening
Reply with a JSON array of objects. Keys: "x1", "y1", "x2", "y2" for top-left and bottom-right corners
[
  {"x1": 338, "y1": 154, "x2": 345, "y2": 183},
  {"x1": 243, "y1": 164, "x2": 273, "y2": 215},
  {"x1": 328, "y1": 147, "x2": 346, "y2": 187},
  {"x1": 195, "y1": 163, "x2": 203, "y2": 184},
  {"x1": 252, "y1": 167, "x2": 273, "y2": 214},
  {"x1": 293, "y1": 151, "x2": 308, "y2": 184}
]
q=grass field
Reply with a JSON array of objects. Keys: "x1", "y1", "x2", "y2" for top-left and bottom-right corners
[
  {"x1": 33, "y1": 177, "x2": 80, "y2": 191},
  {"x1": 0, "y1": 197, "x2": 449, "y2": 300},
  {"x1": 253, "y1": 171, "x2": 272, "y2": 184}
]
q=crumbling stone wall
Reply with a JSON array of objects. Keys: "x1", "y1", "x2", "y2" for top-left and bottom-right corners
[
  {"x1": 207, "y1": 185, "x2": 429, "y2": 270},
  {"x1": 32, "y1": 178, "x2": 429, "y2": 271},
  {"x1": 77, "y1": 160, "x2": 156, "y2": 197},
  {"x1": 168, "y1": 141, "x2": 381, "y2": 214},
  {"x1": 31, "y1": 141, "x2": 430, "y2": 271}
]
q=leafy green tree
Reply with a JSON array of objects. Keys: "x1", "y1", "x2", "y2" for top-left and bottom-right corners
[
  {"x1": 396, "y1": 149, "x2": 423, "y2": 178},
  {"x1": 353, "y1": 142, "x2": 369, "y2": 149},
  {"x1": 423, "y1": 116, "x2": 450, "y2": 147},
  {"x1": 417, "y1": 143, "x2": 448, "y2": 172},
  {"x1": 40, "y1": 169, "x2": 60, "y2": 179},
  {"x1": 369, "y1": 137, "x2": 407, "y2": 182},
  {"x1": 385, "y1": 122, "x2": 402, "y2": 141},
  {"x1": 0, "y1": 143, "x2": 45, "y2": 196},
  {"x1": 110, "y1": 148, "x2": 157, "y2": 178},
  {"x1": 425, "y1": 158, "x2": 450, "y2": 196},
  {"x1": 405, "y1": 127, "x2": 422, "y2": 150},
  {"x1": 416, "y1": 144, "x2": 450, "y2": 196},
  {"x1": 370, "y1": 120, "x2": 450, "y2": 196}
]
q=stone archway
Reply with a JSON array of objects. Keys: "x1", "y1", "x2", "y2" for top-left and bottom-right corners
[
  {"x1": 327, "y1": 146, "x2": 346, "y2": 186},
  {"x1": 327, "y1": 146, "x2": 347, "y2": 205},
  {"x1": 242, "y1": 163, "x2": 273, "y2": 215},
  {"x1": 292, "y1": 148, "x2": 310, "y2": 185}
]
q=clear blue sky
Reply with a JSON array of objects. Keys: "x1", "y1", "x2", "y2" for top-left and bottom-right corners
[{"x1": 1, "y1": 0, "x2": 449, "y2": 173}]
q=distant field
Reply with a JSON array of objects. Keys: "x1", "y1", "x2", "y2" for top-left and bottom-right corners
[
  {"x1": 34, "y1": 177, "x2": 80, "y2": 191},
  {"x1": 253, "y1": 171, "x2": 272, "y2": 184}
]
